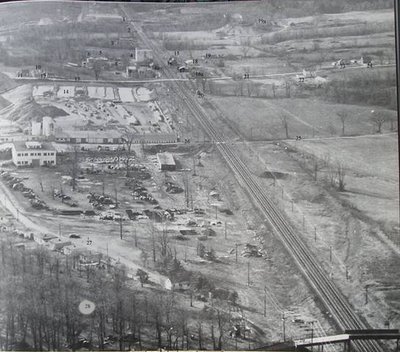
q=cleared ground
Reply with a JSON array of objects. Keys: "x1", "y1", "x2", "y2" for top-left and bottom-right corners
[{"x1": 209, "y1": 96, "x2": 397, "y2": 140}]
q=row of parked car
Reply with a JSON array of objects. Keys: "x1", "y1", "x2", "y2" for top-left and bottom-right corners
[
  {"x1": 1, "y1": 171, "x2": 48, "y2": 210},
  {"x1": 125, "y1": 178, "x2": 157, "y2": 205},
  {"x1": 87, "y1": 192, "x2": 115, "y2": 210}
]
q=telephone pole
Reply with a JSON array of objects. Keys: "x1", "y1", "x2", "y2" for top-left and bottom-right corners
[
  {"x1": 263, "y1": 286, "x2": 267, "y2": 317},
  {"x1": 247, "y1": 262, "x2": 250, "y2": 286},
  {"x1": 224, "y1": 221, "x2": 227, "y2": 239},
  {"x1": 134, "y1": 227, "x2": 137, "y2": 247},
  {"x1": 235, "y1": 243, "x2": 239, "y2": 263},
  {"x1": 119, "y1": 217, "x2": 123, "y2": 240}
]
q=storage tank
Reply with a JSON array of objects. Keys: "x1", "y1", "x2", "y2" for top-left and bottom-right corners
[
  {"x1": 42, "y1": 116, "x2": 54, "y2": 137},
  {"x1": 31, "y1": 120, "x2": 42, "y2": 136}
]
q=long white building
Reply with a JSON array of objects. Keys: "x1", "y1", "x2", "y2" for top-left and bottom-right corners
[{"x1": 11, "y1": 141, "x2": 56, "y2": 167}]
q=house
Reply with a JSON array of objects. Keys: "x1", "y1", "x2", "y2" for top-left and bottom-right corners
[
  {"x1": 126, "y1": 65, "x2": 137, "y2": 77},
  {"x1": 48, "y1": 239, "x2": 72, "y2": 251},
  {"x1": 134, "y1": 48, "x2": 153, "y2": 64},
  {"x1": 35, "y1": 233, "x2": 58, "y2": 245},
  {"x1": 17, "y1": 69, "x2": 30, "y2": 78},
  {"x1": 157, "y1": 152, "x2": 176, "y2": 171},
  {"x1": 11, "y1": 141, "x2": 56, "y2": 167},
  {"x1": 82, "y1": 56, "x2": 108, "y2": 69}
]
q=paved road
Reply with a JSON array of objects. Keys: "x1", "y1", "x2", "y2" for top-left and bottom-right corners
[{"x1": 11, "y1": 64, "x2": 396, "y2": 86}]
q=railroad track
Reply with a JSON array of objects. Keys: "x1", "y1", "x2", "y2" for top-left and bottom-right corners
[{"x1": 120, "y1": 6, "x2": 383, "y2": 352}]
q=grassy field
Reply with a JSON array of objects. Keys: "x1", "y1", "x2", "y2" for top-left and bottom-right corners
[
  {"x1": 209, "y1": 96, "x2": 397, "y2": 140},
  {"x1": 286, "y1": 134, "x2": 399, "y2": 226}
]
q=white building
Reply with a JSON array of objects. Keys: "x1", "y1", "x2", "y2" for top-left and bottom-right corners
[
  {"x1": 11, "y1": 141, "x2": 56, "y2": 167},
  {"x1": 157, "y1": 152, "x2": 176, "y2": 171},
  {"x1": 135, "y1": 48, "x2": 153, "y2": 63},
  {"x1": 42, "y1": 116, "x2": 55, "y2": 137},
  {"x1": 31, "y1": 120, "x2": 42, "y2": 136},
  {"x1": 31, "y1": 116, "x2": 54, "y2": 137}
]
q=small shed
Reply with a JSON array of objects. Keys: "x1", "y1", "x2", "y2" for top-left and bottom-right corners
[{"x1": 157, "y1": 152, "x2": 176, "y2": 171}]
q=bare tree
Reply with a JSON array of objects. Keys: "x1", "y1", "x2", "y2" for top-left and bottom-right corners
[
  {"x1": 387, "y1": 114, "x2": 397, "y2": 131},
  {"x1": 121, "y1": 131, "x2": 135, "y2": 177},
  {"x1": 93, "y1": 60, "x2": 103, "y2": 81},
  {"x1": 312, "y1": 156, "x2": 326, "y2": 181},
  {"x1": 337, "y1": 110, "x2": 348, "y2": 136},
  {"x1": 70, "y1": 147, "x2": 79, "y2": 191},
  {"x1": 336, "y1": 162, "x2": 346, "y2": 191},
  {"x1": 271, "y1": 83, "x2": 276, "y2": 98},
  {"x1": 246, "y1": 81, "x2": 254, "y2": 97},
  {"x1": 240, "y1": 37, "x2": 251, "y2": 59},
  {"x1": 284, "y1": 79, "x2": 291, "y2": 98},
  {"x1": 370, "y1": 112, "x2": 387, "y2": 133},
  {"x1": 280, "y1": 114, "x2": 289, "y2": 139}
]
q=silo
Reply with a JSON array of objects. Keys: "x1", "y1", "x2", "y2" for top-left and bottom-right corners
[
  {"x1": 42, "y1": 116, "x2": 54, "y2": 137},
  {"x1": 31, "y1": 120, "x2": 42, "y2": 136}
]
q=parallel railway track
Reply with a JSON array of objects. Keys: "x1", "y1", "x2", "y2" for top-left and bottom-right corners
[{"x1": 121, "y1": 7, "x2": 383, "y2": 351}]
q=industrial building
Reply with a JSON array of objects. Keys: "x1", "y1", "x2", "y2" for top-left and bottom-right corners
[
  {"x1": 54, "y1": 130, "x2": 122, "y2": 144},
  {"x1": 55, "y1": 130, "x2": 178, "y2": 145},
  {"x1": 31, "y1": 116, "x2": 55, "y2": 137},
  {"x1": 157, "y1": 152, "x2": 176, "y2": 171},
  {"x1": 11, "y1": 141, "x2": 56, "y2": 167}
]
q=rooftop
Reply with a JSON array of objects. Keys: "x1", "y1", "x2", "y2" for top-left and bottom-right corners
[
  {"x1": 157, "y1": 152, "x2": 175, "y2": 166},
  {"x1": 55, "y1": 129, "x2": 122, "y2": 139},
  {"x1": 13, "y1": 141, "x2": 55, "y2": 152}
]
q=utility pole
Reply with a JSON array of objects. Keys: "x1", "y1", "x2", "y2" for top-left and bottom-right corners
[
  {"x1": 224, "y1": 221, "x2": 227, "y2": 239},
  {"x1": 235, "y1": 243, "x2": 239, "y2": 263},
  {"x1": 119, "y1": 217, "x2": 123, "y2": 240},
  {"x1": 365, "y1": 285, "x2": 369, "y2": 305},
  {"x1": 114, "y1": 182, "x2": 118, "y2": 208},
  {"x1": 247, "y1": 262, "x2": 250, "y2": 286},
  {"x1": 215, "y1": 205, "x2": 218, "y2": 220},
  {"x1": 314, "y1": 226, "x2": 317, "y2": 242},
  {"x1": 310, "y1": 321, "x2": 314, "y2": 351},
  {"x1": 282, "y1": 312, "x2": 286, "y2": 342},
  {"x1": 329, "y1": 246, "x2": 332, "y2": 262},
  {"x1": 263, "y1": 286, "x2": 267, "y2": 317},
  {"x1": 134, "y1": 227, "x2": 137, "y2": 247}
]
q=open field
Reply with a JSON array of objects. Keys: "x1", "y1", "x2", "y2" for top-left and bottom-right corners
[
  {"x1": 209, "y1": 96, "x2": 397, "y2": 140},
  {"x1": 285, "y1": 134, "x2": 399, "y2": 226}
]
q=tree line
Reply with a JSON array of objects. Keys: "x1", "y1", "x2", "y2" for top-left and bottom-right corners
[{"x1": 0, "y1": 232, "x2": 246, "y2": 351}]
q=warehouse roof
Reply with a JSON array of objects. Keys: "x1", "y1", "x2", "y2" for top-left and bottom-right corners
[
  {"x1": 55, "y1": 130, "x2": 122, "y2": 139},
  {"x1": 157, "y1": 152, "x2": 175, "y2": 166}
]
